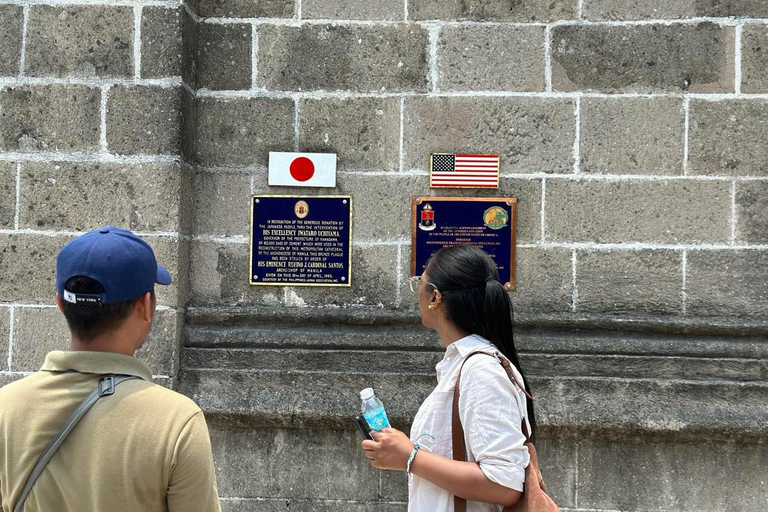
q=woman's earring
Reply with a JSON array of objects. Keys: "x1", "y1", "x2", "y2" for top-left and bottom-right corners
[{"x1": 428, "y1": 304, "x2": 435, "y2": 310}]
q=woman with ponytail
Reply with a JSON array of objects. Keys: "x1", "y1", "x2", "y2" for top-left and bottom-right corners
[{"x1": 362, "y1": 245, "x2": 535, "y2": 511}]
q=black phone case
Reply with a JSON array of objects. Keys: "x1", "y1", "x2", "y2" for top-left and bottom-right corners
[{"x1": 354, "y1": 415, "x2": 374, "y2": 441}]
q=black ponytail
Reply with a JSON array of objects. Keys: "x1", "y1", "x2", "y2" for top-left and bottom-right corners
[{"x1": 425, "y1": 245, "x2": 537, "y2": 440}]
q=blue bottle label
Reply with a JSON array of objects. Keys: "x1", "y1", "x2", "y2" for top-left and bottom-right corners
[{"x1": 363, "y1": 406, "x2": 390, "y2": 431}]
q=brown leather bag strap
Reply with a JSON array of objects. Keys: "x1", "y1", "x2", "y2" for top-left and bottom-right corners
[{"x1": 452, "y1": 351, "x2": 532, "y2": 512}]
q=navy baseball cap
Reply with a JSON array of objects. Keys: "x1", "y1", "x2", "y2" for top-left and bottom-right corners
[{"x1": 56, "y1": 226, "x2": 172, "y2": 305}]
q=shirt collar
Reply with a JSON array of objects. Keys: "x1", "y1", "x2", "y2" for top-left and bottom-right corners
[
  {"x1": 450, "y1": 334, "x2": 493, "y2": 357},
  {"x1": 40, "y1": 351, "x2": 153, "y2": 381}
]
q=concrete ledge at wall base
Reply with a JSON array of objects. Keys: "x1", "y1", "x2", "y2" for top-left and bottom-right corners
[
  {"x1": 185, "y1": 305, "x2": 768, "y2": 338},
  {"x1": 179, "y1": 308, "x2": 768, "y2": 443}
]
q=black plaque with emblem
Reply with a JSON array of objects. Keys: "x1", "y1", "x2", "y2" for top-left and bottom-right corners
[
  {"x1": 250, "y1": 195, "x2": 352, "y2": 286},
  {"x1": 412, "y1": 197, "x2": 517, "y2": 290}
]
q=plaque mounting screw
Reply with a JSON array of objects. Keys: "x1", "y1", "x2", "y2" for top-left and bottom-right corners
[
  {"x1": 255, "y1": 199, "x2": 260, "y2": 203},
  {"x1": 253, "y1": 275, "x2": 258, "y2": 279},
  {"x1": 343, "y1": 199, "x2": 347, "y2": 204},
  {"x1": 341, "y1": 277, "x2": 346, "y2": 281}
]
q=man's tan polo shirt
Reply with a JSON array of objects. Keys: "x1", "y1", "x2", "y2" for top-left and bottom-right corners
[{"x1": 0, "y1": 351, "x2": 222, "y2": 512}]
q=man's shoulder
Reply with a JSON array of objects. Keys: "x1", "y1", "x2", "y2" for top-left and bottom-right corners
[{"x1": 135, "y1": 381, "x2": 202, "y2": 416}]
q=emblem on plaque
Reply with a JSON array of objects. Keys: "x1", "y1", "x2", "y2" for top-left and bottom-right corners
[
  {"x1": 483, "y1": 206, "x2": 509, "y2": 230},
  {"x1": 418, "y1": 203, "x2": 437, "y2": 231},
  {"x1": 294, "y1": 200, "x2": 309, "y2": 219}
]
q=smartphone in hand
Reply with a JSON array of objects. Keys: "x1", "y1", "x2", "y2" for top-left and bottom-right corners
[{"x1": 354, "y1": 415, "x2": 374, "y2": 441}]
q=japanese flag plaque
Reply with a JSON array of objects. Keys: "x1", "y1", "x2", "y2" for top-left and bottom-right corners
[
  {"x1": 412, "y1": 197, "x2": 517, "y2": 290},
  {"x1": 250, "y1": 195, "x2": 352, "y2": 286},
  {"x1": 269, "y1": 152, "x2": 337, "y2": 187}
]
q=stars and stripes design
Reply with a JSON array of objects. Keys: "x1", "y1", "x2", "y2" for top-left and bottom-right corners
[{"x1": 429, "y1": 154, "x2": 500, "y2": 189}]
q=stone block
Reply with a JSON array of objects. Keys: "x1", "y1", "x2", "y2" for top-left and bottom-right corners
[
  {"x1": 298, "y1": 98, "x2": 400, "y2": 172},
  {"x1": 303, "y1": 0, "x2": 404, "y2": 19},
  {"x1": 551, "y1": 23, "x2": 735, "y2": 93},
  {"x1": 194, "y1": 22, "x2": 251, "y2": 91},
  {"x1": 0, "y1": 5, "x2": 22, "y2": 76},
  {"x1": 283, "y1": 245, "x2": 399, "y2": 307},
  {"x1": 577, "y1": 439, "x2": 768, "y2": 511},
  {"x1": 107, "y1": 85, "x2": 181, "y2": 155},
  {"x1": 742, "y1": 25, "x2": 768, "y2": 94},
  {"x1": 25, "y1": 5, "x2": 133, "y2": 78},
  {"x1": 257, "y1": 24, "x2": 428, "y2": 93},
  {"x1": 19, "y1": 161, "x2": 183, "y2": 232},
  {"x1": 210, "y1": 427, "x2": 380, "y2": 500},
  {"x1": 0, "y1": 234, "x2": 65, "y2": 303},
  {"x1": 189, "y1": 96, "x2": 295, "y2": 167},
  {"x1": 0, "y1": 374, "x2": 23, "y2": 388},
  {"x1": 403, "y1": 97, "x2": 575, "y2": 174},
  {"x1": 135, "y1": 309, "x2": 181, "y2": 376},
  {"x1": 141, "y1": 6, "x2": 182, "y2": 78},
  {"x1": 181, "y1": 9, "x2": 197, "y2": 88},
  {"x1": 580, "y1": 97, "x2": 684, "y2": 175},
  {"x1": 0, "y1": 162, "x2": 15, "y2": 228},
  {"x1": 736, "y1": 181, "x2": 768, "y2": 244},
  {"x1": 583, "y1": 0, "x2": 768, "y2": 19},
  {"x1": 688, "y1": 99, "x2": 768, "y2": 176},
  {"x1": 380, "y1": 470, "x2": 408, "y2": 501},
  {"x1": 544, "y1": 179, "x2": 731, "y2": 244},
  {"x1": 0, "y1": 307, "x2": 9, "y2": 371},
  {"x1": 11, "y1": 307, "x2": 68, "y2": 372},
  {"x1": 437, "y1": 25, "x2": 545, "y2": 92},
  {"x1": 535, "y1": 438, "x2": 577, "y2": 507},
  {"x1": 189, "y1": 240, "x2": 285, "y2": 307},
  {"x1": 11, "y1": 307, "x2": 178, "y2": 375},
  {"x1": 686, "y1": 250, "x2": 768, "y2": 319},
  {"x1": 513, "y1": 247, "x2": 573, "y2": 313},
  {"x1": 187, "y1": 0, "x2": 294, "y2": 18},
  {"x1": 192, "y1": 170, "x2": 252, "y2": 237},
  {"x1": 576, "y1": 250, "x2": 683, "y2": 315},
  {"x1": 221, "y1": 501, "x2": 406, "y2": 512},
  {"x1": 145, "y1": 235, "x2": 186, "y2": 309},
  {"x1": 0, "y1": 85, "x2": 100, "y2": 152},
  {"x1": 408, "y1": 0, "x2": 576, "y2": 21}
]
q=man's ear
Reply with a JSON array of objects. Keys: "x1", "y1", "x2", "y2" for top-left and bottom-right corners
[
  {"x1": 134, "y1": 292, "x2": 154, "y2": 323},
  {"x1": 55, "y1": 293, "x2": 64, "y2": 314}
]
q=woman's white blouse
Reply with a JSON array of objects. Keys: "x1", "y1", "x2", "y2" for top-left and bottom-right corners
[{"x1": 408, "y1": 334, "x2": 530, "y2": 512}]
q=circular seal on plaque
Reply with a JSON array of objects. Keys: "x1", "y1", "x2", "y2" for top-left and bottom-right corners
[
  {"x1": 294, "y1": 200, "x2": 309, "y2": 219},
  {"x1": 483, "y1": 206, "x2": 508, "y2": 230}
]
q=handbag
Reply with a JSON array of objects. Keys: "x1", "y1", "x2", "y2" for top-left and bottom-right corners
[{"x1": 452, "y1": 352, "x2": 560, "y2": 512}]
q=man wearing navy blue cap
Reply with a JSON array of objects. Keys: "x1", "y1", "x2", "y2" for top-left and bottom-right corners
[{"x1": 0, "y1": 227, "x2": 222, "y2": 512}]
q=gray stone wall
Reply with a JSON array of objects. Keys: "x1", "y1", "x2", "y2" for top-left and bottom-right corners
[
  {"x1": 1, "y1": 0, "x2": 768, "y2": 511},
  {"x1": 0, "y1": 0, "x2": 186, "y2": 386}
]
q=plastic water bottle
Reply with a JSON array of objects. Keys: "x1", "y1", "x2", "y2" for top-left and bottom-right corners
[{"x1": 360, "y1": 387, "x2": 390, "y2": 431}]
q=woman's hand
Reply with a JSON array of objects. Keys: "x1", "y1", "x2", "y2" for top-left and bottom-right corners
[{"x1": 361, "y1": 427, "x2": 414, "y2": 471}]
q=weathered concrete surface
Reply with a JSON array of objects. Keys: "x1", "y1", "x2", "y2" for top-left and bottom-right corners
[
  {"x1": 688, "y1": 99, "x2": 768, "y2": 176},
  {"x1": 403, "y1": 97, "x2": 575, "y2": 174},
  {"x1": 551, "y1": 23, "x2": 735, "y2": 93},
  {"x1": 141, "y1": 6, "x2": 183, "y2": 79},
  {"x1": 0, "y1": 85, "x2": 101, "y2": 152},
  {"x1": 257, "y1": 24, "x2": 429, "y2": 92},
  {"x1": 106, "y1": 86, "x2": 181, "y2": 155},
  {"x1": 408, "y1": 0, "x2": 576, "y2": 21},
  {"x1": 0, "y1": 5, "x2": 23, "y2": 76},
  {"x1": 25, "y1": 5, "x2": 133, "y2": 78},
  {"x1": 437, "y1": 25, "x2": 545, "y2": 92},
  {"x1": 544, "y1": 179, "x2": 731, "y2": 244},
  {"x1": 583, "y1": 0, "x2": 768, "y2": 20},
  {"x1": 0, "y1": 162, "x2": 15, "y2": 228},
  {"x1": 580, "y1": 97, "x2": 684, "y2": 175}
]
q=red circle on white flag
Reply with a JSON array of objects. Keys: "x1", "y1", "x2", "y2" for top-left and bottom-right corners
[{"x1": 290, "y1": 157, "x2": 315, "y2": 182}]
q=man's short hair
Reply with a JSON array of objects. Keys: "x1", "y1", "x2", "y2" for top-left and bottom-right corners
[{"x1": 60, "y1": 276, "x2": 152, "y2": 341}]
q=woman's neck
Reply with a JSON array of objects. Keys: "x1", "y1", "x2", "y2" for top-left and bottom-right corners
[{"x1": 435, "y1": 318, "x2": 469, "y2": 348}]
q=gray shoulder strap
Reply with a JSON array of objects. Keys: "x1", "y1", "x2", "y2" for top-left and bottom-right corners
[{"x1": 13, "y1": 374, "x2": 141, "y2": 512}]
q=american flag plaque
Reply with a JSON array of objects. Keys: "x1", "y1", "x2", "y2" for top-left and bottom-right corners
[
  {"x1": 429, "y1": 153, "x2": 500, "y2": 189},
  {"x1": 412, "y1": 197, "x2": 517, "y2": 290}
]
